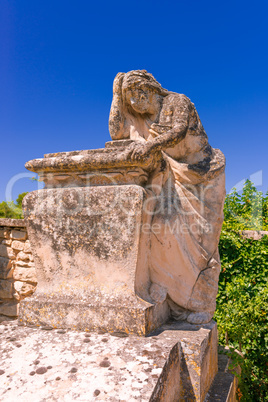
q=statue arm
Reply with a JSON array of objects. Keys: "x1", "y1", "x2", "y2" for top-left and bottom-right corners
[
  {"x1": 128, "y1": 95, "x2": 190, "y2": 162},
  {"x1": 149, "y1": 95, "x2": 190, "y2": 152},
  {"x1": 109, "y1": 73, "x2": 129, "y2": 140}
]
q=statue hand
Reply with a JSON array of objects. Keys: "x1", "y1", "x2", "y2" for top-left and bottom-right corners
[{"x1": 128, "y1": 142, "x2": 153, "y2": 162}]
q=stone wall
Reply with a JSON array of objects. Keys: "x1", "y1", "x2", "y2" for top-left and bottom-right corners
[
  {"x1": 240, "y1": 230, "x2": 268, "y2": 240},
  {"x1": 0, "y1": 219, "x2": 36, "y2": 320}
]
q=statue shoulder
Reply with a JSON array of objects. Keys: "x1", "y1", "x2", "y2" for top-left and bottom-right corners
[{"x1": 162, "y1": 93, "x2": 192, "y2": 109}]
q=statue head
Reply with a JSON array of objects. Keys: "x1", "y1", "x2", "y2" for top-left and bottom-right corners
[{"x1": 122, "y1": 70, "x2": 169, "y2": 115}]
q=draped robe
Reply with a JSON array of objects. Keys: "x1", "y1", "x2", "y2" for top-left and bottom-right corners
[{"x1": 127, "y1": 93, "x2": 226, "y2": 317}]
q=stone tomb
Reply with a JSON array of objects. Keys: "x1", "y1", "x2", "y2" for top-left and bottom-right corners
[
  {"x1": 19, "y1": 140, "x2": 169, "y2": 336},
  {"x1": 18, "y1": 70, "x2": 230, "y2": 400}
]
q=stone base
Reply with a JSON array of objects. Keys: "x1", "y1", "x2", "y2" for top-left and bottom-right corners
[
  {"x1": 18, "y1": 294, "x2": 170, "y2": 336},
  {"x1": 22, "y1": 185, "x2": 171, "y2": 336},
  {"x1": 1, "y1": 319, "x2": 220, "y2": 402},
  {"x1": 156, "y1": 320, "x2": 218, "y2": 401}
]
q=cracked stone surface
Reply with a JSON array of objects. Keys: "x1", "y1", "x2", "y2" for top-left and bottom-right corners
[
  {"x1": 0, "y1": 320, "x2": 177, "y2": 401},
  {"x1": 0, "y1": 320, "x2": 219, "y2": 402}
]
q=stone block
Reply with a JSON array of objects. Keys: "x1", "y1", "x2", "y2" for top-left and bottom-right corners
[
  {"x1": 16, "y1": 260, "x2": 30, "y2": 267},
  {"x1": 241, "y1": 230, "x2": 268, "y2": 240},
  {"x1": 2, "y1": 239, "x2": 12, "y2": 246},
  {"x1": 11, "y1": 230, "x2": 27, "y2": 241},
  {"x1": 0, "y1": 229, "x2": 10, "y2": 239},
  {"x1": 11, "y1": 241, "x2": 24, "y2": 251},
  {"x1": 19, "y1": 295, "x2": 169, "y2": 335},
  {"x1": 23, "y1": 241, "x2": 31, "y2": 253},
  {"x1": 0, "y1": 257, "x2": 13, "y2": 279},
  {"x1": 0, "y1": 245, "x2": 15, "y2": 259},
  {"x1": 0, "y1": 218, "x2": 26, "y2": 227},
  {"x1": 0, "y1": 280, "x2": 14, "y2": 299},
  {"x1": 16, "y1": 251, "x2": 30, "y2": 261},
  {"x1": 20, "y1": 186, "x2": 169, "y2": 335},
  {"x1": 13, "y1": 267, "x2": 37, "y2": 283},
  {"x1": 0, "y1": 302, "x2": 19, "y2": 317},
  {"x1": 156, "y1": 320, "x2": 218, "y2": 401},
  {"x1": 14, "y1": 281, "x2": 36, "y2": 298}
]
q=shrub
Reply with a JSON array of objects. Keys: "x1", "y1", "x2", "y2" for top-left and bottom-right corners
[
  {"x1": 0, "y1": 192, "x2": 28, "y2": 219},
  {"x1": 215, "y1": 181, "x2": 268, "y2": 401}
]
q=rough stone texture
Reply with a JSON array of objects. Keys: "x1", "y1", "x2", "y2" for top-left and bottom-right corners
[
  {"x1": 10, "y1": 241, "x2": 24, "y2": 252},
  {"x1": 0, "y1": 302, "x2": 19, "y2": 316},
  {"x1": 158, "y1": 320, "x2": 218, "y2": 401},
  {"x1": 0, "y1": 280, "x2": 14, "y2": 299},
  {"x1": 13, "y1": 281, "x2": 36, "y2": 298},
  {"x1": 0, "y1": 222, "x2": 35, "y2": 319},
  {"x1": 20, "y1": 185, "x2": 169, "y2": 335},
  {"x1": 25, "y1": 141, "x2": 155, "y2": 188},
  {"x1": 13, "y1": 267, "x2": 37, "y2": 282},
  {"x1": 0, "y1": 320, "x2": 221, "y2": 402},
  {"x1": 0, "y1": 245, "x2": 15, "y2": 260},
  {"x1": 0, "y1": 219, "x2": 26, "y2": 228},
  {"x1": 205, "y1": 348, "x2": 240, "y2": 402},
  {"x1": 0, "y1": 257, "x2": 12, "y2": 279},
  {"x1": 240, "y1": 230, "x2": 268, "y2": 240},
  {"x1": 10, "y1": 230, "x2": 27, "y2": 241}
]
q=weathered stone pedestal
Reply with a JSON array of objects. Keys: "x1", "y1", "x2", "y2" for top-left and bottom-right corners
[
  {"x1": 19, "y1": 141, "x2": 170, "y2": 335},
  {"x1": 19, "y1": 184, "x2": 169, "y2": 335}
]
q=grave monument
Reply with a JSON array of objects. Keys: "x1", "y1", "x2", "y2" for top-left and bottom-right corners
[
  {"x1": 19, "y1": 70, "x2": 225, "y2": 334},
  {"x1": 18, "y1": 70, "x2": 228, "y2": 400}
]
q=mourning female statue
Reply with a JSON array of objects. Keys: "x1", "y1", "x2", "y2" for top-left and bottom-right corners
[{"x1": 109, "y1": 70, "x2": 226, "y2": 324}]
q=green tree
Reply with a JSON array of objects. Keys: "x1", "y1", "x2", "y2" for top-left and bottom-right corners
[
  {"x1": 215, "y1": 181, "x2": 268, "y2": 401},
  {"x1": 0, "y1": 192, "x2": 28, "y2": 219},
  {"x1": 16, "y1": 192, "x2": 28, "y2": 209}
]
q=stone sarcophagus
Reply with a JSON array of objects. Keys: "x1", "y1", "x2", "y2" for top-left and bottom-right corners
[{"x1": 19, "y1": 70, "x2": 225, "y2": 337}]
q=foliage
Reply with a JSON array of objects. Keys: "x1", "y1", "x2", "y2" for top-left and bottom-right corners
[
  {"x1": 0, "y1": 192, "x2": 28, "y2": 219},
  {"x1": 215, "y1": 180, "x2": 268, "y2": 401}
]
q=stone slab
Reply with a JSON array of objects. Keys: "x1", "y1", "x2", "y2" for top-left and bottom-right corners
[
  {"x1": 240, "y1": 230, "x2": 268, "y2": 240},
  {"x1": 0, "y1": 320, "x2": 218, "y2": 402},
  {"x1": 26, "y1": 142, "x2": 155, "y2": 174},
  {"x1": 0, "y1": 219, "x2": 26, "y2": 228},
  {"x1": 10, "y1": 230, "x2": 27, "y2": 241},
  {"x1": 25, "y1": 140, "x2": 158, "y2": 187},
  {"x1": 19, "y1": 296, "x2": 169, "y2": 337}
]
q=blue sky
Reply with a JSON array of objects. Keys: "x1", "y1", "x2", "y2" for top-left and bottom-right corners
[{"x1": 1, "y1": 0, "x2": 268, "y2": 202}]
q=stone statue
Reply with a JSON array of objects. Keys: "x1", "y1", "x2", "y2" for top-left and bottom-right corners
[
  {"x1": 109, "y1": 70, "x2": 226, "y2": 324},
  {"x1": 20, "y1": 70, "x2": 225, "y2": 334}
]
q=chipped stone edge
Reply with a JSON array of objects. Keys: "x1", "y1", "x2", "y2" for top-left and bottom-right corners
[{"x1": 0, "y1": 219, "x2": 26, "y2": 228}]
